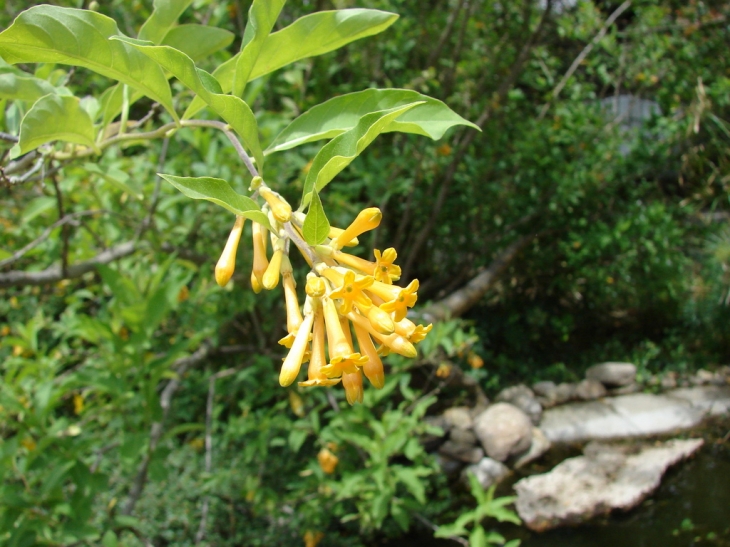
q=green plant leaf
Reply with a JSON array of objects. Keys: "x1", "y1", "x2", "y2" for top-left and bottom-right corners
[
  {"x1": 138, "y1": 0, "x2": 194, "y2": 45},
  {"x1": 267, "y1": 88, "x2": 479, "y2": 154},
  {"x1": 158, "y1": 174, "x2": 270, "y2": 229},
  {"x1": 470, "y1": 525, "x2": 489, "y2": 547},
  {"x1": 161, "y1": 24, "x2": 234, "y2": 62},
  {"x1": 14, "y1": 94, "x2": 97, "y2": 157},
  {"x1": 0, "y1": 6, "x2": 177, "y2": 120},
  {"x1": 183, "y1": 9, "x2": 398, "y2": 119},
  {"x1": 393, "y1": 465, "x2": 428, "y2": 504},
  {"x1": 0, "y1": 73, "x2": 55, "y2": 102},
  {"x1": 300, "y1": 102, "x2": 423, "y2": 208},
  {"x1": 232, "y1": 0, "x2": 286, "y2": 97},
  {"x1": 83, "y1": 163, "x2": 144, "y2": 200},
  {"x1": 115, "y1": 38, "x2": 264, "y2": 170},
  {"x1": 302, "y1": 188, "x2": 330, "y2": 246}
]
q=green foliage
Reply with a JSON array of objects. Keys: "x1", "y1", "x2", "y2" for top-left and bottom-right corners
[{"x1": 435, "y1": 474, "x2": 521, "y2": 547}]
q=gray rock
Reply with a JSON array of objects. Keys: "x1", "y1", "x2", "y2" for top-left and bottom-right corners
[
  {"x1": 660, "y1": 372, "x2": 678, "y2": 390},
  {"x1": 514, "y1": 438, "x2": 703, "y2": 531},
  {"x1": 462, "y1": 457, "x2": 511, "y2": 490},
  {"x1": 450, "y1": 427, "x2": 477, "y2": 446},
  {"x1": 586, "y1": 362, "x2": 637, "y2": 387},
  {"x1": 473, "y1": 403, "x2": 533, "y2": 462},
  {"x1": 608, "y1": 382, "x2": 640, "y2": 396},
  {"x1": 443, "y1": 406, "x2": 473, "y2": 430},
  {"x1": 514, "y1": 427, "x2": 552, "y2": 469},
  {"x1": 667, "y1": 386, "x2": 730, "y2": 415},
  {"x1": 533, "y1": 381, "x2": 576, "y2": 407},
  {"x1": 540, "y1": 393, "x2": 708, "y2": 443},
  {"x1": 439, "y1": 441, "x2": 485, "y2": 464},
  {"x1": 574, "y1": 379, "x2": 607, "y2": 401},
  {"x1": 496, "y1": 384, "x2": 543, "y2": 425},
  {"x1": 690, "y1": 369, "x2": 719, "y2": 386}
]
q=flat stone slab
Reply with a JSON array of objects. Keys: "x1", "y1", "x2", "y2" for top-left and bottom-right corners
[
  {"x1": 540, "y1": 386, "x2": 730, "y2": 443},
  {"x1": 515, "y1": 438, "x2": 704, "y2": 531}
]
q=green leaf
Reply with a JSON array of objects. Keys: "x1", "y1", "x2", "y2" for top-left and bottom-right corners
[
  {"x1": 267, "y1": 88, "x2": 479, "y2": 154},
  {"x1": 183, "y1": 9, "x2": 398, "y2": 119},
  {"x1": 390, "y1": 500, "x2": 410, "y2": 532},
  {"x1": 302, "y1": 188, "x2": 330, "y2": 246},
  {"x1": 0, "y1": 6, "x2": 177, "y2": 120},
  {"x1": 84, "y1": 162, "x2": 144, "y2": 200},
  {"x1": 158, "y1": 174, "x2": 270, "y2": 229},
  {"x1": 470, "y1": 525, "x2": 488, "y2": 547},
  {"x1": 371, "y1": 490, "x2": 391, "y2": 529},
  {"x1": 0, "y1": 73, "x2": 55, "y2": 102},
  {"x1": 115, "y1": 38, "x2": 264, "y2": 170},
  {"x1": 232, "y1": 0, "x2": 286, "y2": 97},
  {"x1": 101, "y1": 530, "x2": 118, "y2": 547},
  {"x1": 14, "y1": 94, "x2": 97, "y2": 157},
  {"x1": 138, "y1": 0, "x2": 194, "y2": 45},
  {"x1": 161, "y1": 24, "x2": 234, "y2": 62},
  {"x1": 301, "y1": 102, "x2": 423, "y2": 208},
  {"x1": 393, "y1": 465, "x2": 428, "y2": 504}
]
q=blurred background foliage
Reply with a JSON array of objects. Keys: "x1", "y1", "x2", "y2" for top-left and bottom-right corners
[{"x1": 0, "y1": 0, "x2": 729, "y2": 545}]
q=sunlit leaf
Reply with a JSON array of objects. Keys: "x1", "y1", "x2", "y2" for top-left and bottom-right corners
[
  {"x1": 138, "y1": 0, "x2": 194, "y2": 45},
  {"x1": 267, "y1": 88, "x2": 479, "y2": 154},
  {"x1": 183, "y1": 9, "x2": 398, "y2": 119},
  {"x1": 158, "y1": 174, "x2": 270, "y2": 229},
  {"x1": 0, "y1": 6, "x2": 177, "y2": 120},
  {"x1": 115, "y1": 37, "x2": 264, "y2": 170},
  {"x1": 14, "y1": 94, "x2": 97, "y2": 157},
  {"x1": 232, "y1": 0, "x2": 286, "y2": 97},
  {"x1": 300, "y1": 102, "x2": 423, "y2": 208},
  {"x1": 161, "y1": 24, "x2": 234, "y2": 62},
  {"x1": 0, "y1": 73, "x2": 55, "y2": 102},
  {"x1": 302, "y1": 188, "x2": 330, "y2": 246}
]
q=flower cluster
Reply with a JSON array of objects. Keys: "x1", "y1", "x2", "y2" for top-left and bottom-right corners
[{"x1": 214, "y1": 178, "x2": 432, "y2": 404}]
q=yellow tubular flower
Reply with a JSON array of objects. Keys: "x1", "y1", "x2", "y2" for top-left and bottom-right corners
[
  {"x1": 299, "y1": 307, "x2": 340, "y2": 387},
  {"x1": 331, "y1": 207, "x2": 382, "y2": 250},
  {"x1": 328, "y1": 270, "x2": 373, "y2": 314},
  {"x1": 263, "y1": 239, "x2": 286, "y2": 290},
  {"x1": 321, "y1": 298, "x2": 368, "y2": 378},
  {"x1": 328, "y1": 226, "x2": 358, "y2": 247},
  {"x1": 373, "y1": 248, "x2": 401, "y2": 284},
  {"x1": 347, "y1": 311, "x2": 417, "y2": 358},
  {"x1": 394, "y1": 317, "x2": 418, "y2": 339},
  {"x1": 354, "y1": 302, "x2": 394, "y2": 335},
  {"x1": 259, "y1": 187, "x2": 292, "y2": 223},
  {"x1": 331, "y1": 250, "x2": 376, "y2": 275},
  {"x1": 251, "y1": 222, "x2": 269, "y2": 291},
  {"x1": 317, "y1": 448, "x2": 339, "y2": 474},
  {"x1": 353, "y1": 323, "x2": 385, "y2": 389},
  {"x1": 215, "y1": 216, "x2": 245, "y2": 287},
  {"x1": 279, "y1": 313, "x2": 314, "y2": 387},
  {"x1": 409, "y1": 323, "x2": 433, "y2": 343},
  {"x1": 342, "y1": 369, "x2": 364, "y2": 405},
  {"x1": 379, "y1": 280, "x2": 420, "y2": 322}
]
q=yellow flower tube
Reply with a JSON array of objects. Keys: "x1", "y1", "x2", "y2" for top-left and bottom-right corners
[
  {"x1": 331, "y1": 207, "x2": 382, "y2": 250},
  {"x1": 215, "y1": 216, "x2": 245, "y2": 287},
  {"x1": 346, "y1": 311, "x2": 417, "y2": 358},
  {"x1": 353, "y1": 323, "x2": 385, "y2": 389},
  {"x1": 251, "y1": 221, "x2": 269, "y2": 293},
  {"x1": 342, "y1": 369, "x2": 364, "y2": 405},
  {"x1": 299, "y1": 307, "x2": 340, "y2": 387},
  {"x1": 279, "y1": 313, "x2": 314, "y2": 387},
  {"x1": 321, "y1": 298, "x2": 367, "y2": 378},
  {"x1": 259, "y1": 187, "x2": 292, "y2": 223}
]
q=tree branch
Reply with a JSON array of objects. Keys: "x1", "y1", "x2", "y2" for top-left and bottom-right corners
[
  {"x1": 0, "y1": 241, "x2": 137, "y2": 288},
  {"x1": 420, "y1": 234, "x2": 534, "y2": 321}
]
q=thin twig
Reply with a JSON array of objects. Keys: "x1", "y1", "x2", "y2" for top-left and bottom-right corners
[
  {"x1": 538, "y1": 1, "x2": 632, "y2": 120},
  {"x1": 0, "y1": 210, "x2": 106, "y2": 269},
  {"x1": 413, "y1": 513, "x2": 469, "y2": 546},
  {"x1": 0, "y1": 132, "x2": 19, "y2": 143},
  {"x1": 196, "y1": 368, "x2": 237, "y2": 544},
  {"x1": 50, "y1": 175, "x2": 69, "y2": 277}
]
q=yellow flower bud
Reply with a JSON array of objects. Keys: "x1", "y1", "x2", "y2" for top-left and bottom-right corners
[
  {"x1": 283, "y1": 272, "x2": 302, "y2": 334},
  {"x1": 317, "y1": 448, "x2": 339, "y2": 474},
  {"x1": 279, "y1": 314, "x2": 314, "y2": 387},
  {"x1": 354, "y1": 324, "x2": 384, "y2": 389},
  {"x1": 331, "y1": 207, "x2": 382, "y2": 250},
  {"x1": 260, "y1": 187, "x2": 292, "y2": 223},
  {"x1": 328, "y1": 226, "x2": 359, "y2": 247},
  {"x1": 251, "y1": 221, "x2": 269, "y2": 287},
  {"x1": 305, "y1": 275, "x2": 326, "y2": 298},
  {"x1": 342, "y1": 369, "x2": 364, "y2": 405},
  {"x1": 263, "y1": 249, "x2": 284, "y2": 290},
  {"x1": 215, "y1": 216, "x2": 245, "y2": 287},
  {"x1": 251, "y1": 271, "x2": 263, "y2": 294}
]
